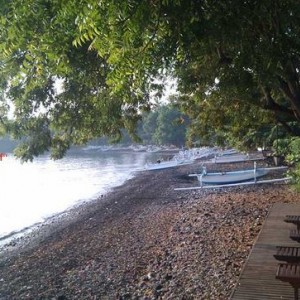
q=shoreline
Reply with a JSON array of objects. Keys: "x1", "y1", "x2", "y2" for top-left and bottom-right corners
[
  {"x1": 0, "y1": 148, "x2": 164, "y2": 248},
  {"x1": 0, "y1": 160, "x2": 299, "y2": 299}
]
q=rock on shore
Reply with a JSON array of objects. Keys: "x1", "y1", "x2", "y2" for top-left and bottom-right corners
[{"x1": 0, "y1": 160, "x2": 299, "y2": 299}]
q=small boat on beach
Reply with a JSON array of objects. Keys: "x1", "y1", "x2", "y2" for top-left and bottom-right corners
[
  {"x1": 144, "y1": 148, "x2": 197, "y2": 171},
  {"x1": 210, "y1": 153, "x2": 264, "y2": 164},
  {"x1": 218, "y1": 148, "x2": 238, "y2": 156},
  {"x1": 174, "y1": 164, "x2": 290, "y2": 190},
  {"x1": 196, "y1": 168, "x2": 269, "y2": 185},
  {"x1": 145, "y1": 159, "x2": 194, "y2": 171}
]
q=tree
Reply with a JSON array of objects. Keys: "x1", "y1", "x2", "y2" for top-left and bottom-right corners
[
  {"x1": 171, "y1": 0, "x2": 300, "y2": 146},
  {"x1": 141, "y1": 104, "x2": 188, "y2": 146},
  {"x1": 1, "y1": 1, "x2": 300, "y2": 159},
  {"x1": 0, "y1": 0, "x2": 151, "y2": 160},
  {"x1": 153, "y1": 105, "x2": 188, "y2": 147},
  {"x1": 142, "y1": 110, "x2": 159, "y2": 144}
]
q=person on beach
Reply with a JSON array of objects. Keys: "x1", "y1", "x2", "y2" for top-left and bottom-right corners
[{"x1": 0, "y1": 152, "x2": 7, "y2": 161}]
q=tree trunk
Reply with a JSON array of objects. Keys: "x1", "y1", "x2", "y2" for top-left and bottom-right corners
[{"x1": 278, "y1": 78, "x2": 300, "y2": 121}]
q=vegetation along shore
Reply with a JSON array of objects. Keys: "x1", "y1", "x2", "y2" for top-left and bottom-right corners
[
  {"x1": 0, "y1": 160, "x2": 298, "y2": 299},
  {"x1": 2, "y1": 2, "x2": 300, "y2": 299}
]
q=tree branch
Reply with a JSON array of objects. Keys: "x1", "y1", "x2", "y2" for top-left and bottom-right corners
[
  {"x1": 261, "y1": 86, "x2": 296, "y2": 119},
  {"x1": 277, "y1": 75, "x2": 300, "y2": 120},
  {"x1": 216, "y1": 46, "x2": 233, "y2": 65},
  {"x1": 277, "y1": 119, "x2": 295, "y2": 135}
]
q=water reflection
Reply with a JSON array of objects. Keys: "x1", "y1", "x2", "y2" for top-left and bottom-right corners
[{"x1": 0, "y1": 149, "x2": 163, "y2": 239}]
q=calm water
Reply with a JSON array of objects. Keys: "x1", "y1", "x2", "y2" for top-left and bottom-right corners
[{"x1": 0, "y1": 147, "x2": 163, "y2": 241}]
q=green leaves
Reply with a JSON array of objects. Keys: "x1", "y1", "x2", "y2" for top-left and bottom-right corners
[
  {"x1": 1, "y1": 0, "x2": 300, "y2": 160},
  {"x1": 12, "y1": 115, "x2": 51, "y2": 161},
  {"x1": 142, "y1": 104, "x2": 189, "y2": 147}
]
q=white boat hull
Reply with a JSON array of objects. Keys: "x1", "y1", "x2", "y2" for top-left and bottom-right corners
[
  {"x1": 145, "y1": 160, "x2": 193, "y2": 171},
  {"x1": 198, "y1": 169, "x2": 268, "y2": 185},
  {"x1": 175, "y1": 177, "x2": 291, "y2": 190}
]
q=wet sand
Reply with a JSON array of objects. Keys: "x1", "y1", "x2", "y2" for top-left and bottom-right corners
[{"x1": 0, "y1": 160, "x2": 299, "y2": 299}]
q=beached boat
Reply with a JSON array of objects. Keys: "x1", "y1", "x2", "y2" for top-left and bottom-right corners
[
  {"x1": 145, "y1": 159, "x2": 194, "y2": 171},
  {"x1": 218, "y1": 148, "x2": 238, "y2": 156},
  {"x1": 190, "y1": 147, "x2": 218, "y2": 160},
  {"x1": 210, "y1": 153, "x2": 264, "y2": 164},
  {"x1": 196, "y1": 168, "x2": 269, "y2": 185},
  {"x1": 175, "y1": 165, "x2": 289, "y2": 190},
  {"x1": 174, "y1": 176, "x2": 291, "y2": 190}
]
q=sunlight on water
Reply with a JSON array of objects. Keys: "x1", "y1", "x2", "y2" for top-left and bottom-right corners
[{"x1": 0, "y1": 149, "x2": 162, "y2": 240}]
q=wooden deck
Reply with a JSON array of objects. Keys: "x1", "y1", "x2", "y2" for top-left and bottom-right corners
[{"x1": 231, "y1": 203, "x2": 300, "y2": 300}]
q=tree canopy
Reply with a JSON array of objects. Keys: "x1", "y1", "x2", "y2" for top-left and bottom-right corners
[
  {"x1": 142, "y1": 104, "x2": 188, "y2": 147},
  {"x1": 1, "y1": 0, "x2": 300, "y2": 159}
]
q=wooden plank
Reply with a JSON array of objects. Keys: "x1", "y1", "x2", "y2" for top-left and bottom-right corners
[
  {"x1": 231, "y1": 203, "x2": 300, "y2": 300},
  {"x1": 274, "y1": 246, "x2": 300, "y2": 263}
]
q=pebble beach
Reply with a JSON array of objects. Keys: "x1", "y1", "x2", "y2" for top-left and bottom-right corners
[{"x1": 0, "y1": 159, "x2": 299, "y2": 299}]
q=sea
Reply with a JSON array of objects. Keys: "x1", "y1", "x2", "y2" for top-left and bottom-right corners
[{"x1": 0, "y1": 146, "x2": 166, "y2": 245}]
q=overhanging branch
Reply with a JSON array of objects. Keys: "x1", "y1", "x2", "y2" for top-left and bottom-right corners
[
  {"x1": 277, "y1": 75, "x2": 300, "y2": 120},
  {"x1": 261, "y1": 86, "x2": 296, "y2": 120}
]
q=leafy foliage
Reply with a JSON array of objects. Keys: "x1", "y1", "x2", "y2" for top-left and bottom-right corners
[
  {"x1": 142, "y1": 104, "x2": 188, "y2": 147},
  {"x1": 286, "y1": 137, "x2": 300, "y2": 191},
  {"x1": 286, "y1": 138, "x2": 300, "y2": 164},
  {"x1": 1, "y1": 1, "x2": 300, "y2": 159}
]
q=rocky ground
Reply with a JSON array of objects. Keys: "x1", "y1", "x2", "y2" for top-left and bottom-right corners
[{"x1": 0, "y1": 160, "x2": 299, "y2": 299}]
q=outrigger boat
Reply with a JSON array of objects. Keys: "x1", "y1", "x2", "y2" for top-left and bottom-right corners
[
  {"x1": 175, "y1": 163, "x2": 290, "y2": 190},
  {"x1": 195, "y1": 168, "x2": 269, "y2": 185},
  {"x1": 145, "y1": 158, "x2": 194, "y2": 171},
  {"x1": 210, "y1": 153, "x2": 265, "y2": 164}
]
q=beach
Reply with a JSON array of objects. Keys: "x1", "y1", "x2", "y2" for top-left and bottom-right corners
[{"x1": 0, "y1": 159, "x2": 299, "y2": 299}]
